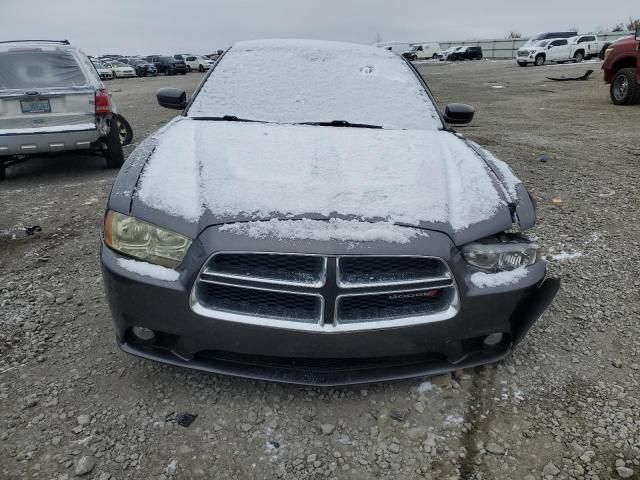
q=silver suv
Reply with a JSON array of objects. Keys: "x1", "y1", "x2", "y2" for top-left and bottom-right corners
[{"x1": 0, "y1": 40, "x2": 124, "y2": 180}]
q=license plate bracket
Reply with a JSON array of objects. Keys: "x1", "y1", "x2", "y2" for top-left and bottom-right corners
[{"x1": 20, "y1": 98, "x2": 51, "y2": 114}]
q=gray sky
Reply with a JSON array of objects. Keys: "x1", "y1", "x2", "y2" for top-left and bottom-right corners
[{"x1": 0, "y1": 0, "x2": 637, "y2": 55}]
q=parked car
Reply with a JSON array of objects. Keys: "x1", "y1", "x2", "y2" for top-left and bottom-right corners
[
  {"x1": 92, "y1": 61, "x2": 114, "y2": 80},
  {"x1": 517, "y1": 38, "x2": 583, "y2": 66},
  {"x1": 402, "y1": 43, "x2": 441, "y2": 61},
  {"x1": 208, "y1": 50, "x2": 224, "y2": 61},
  {"x1": 101, "y1": 39, "x2": 559, "y2": 386},
  {"x1": 448, "y1": 46, "x2": 483, "y2": 61},
  {"x1": 145, "y1": 55, "x2": 188, "y2": 75},
  {"x1": 184, "y1": 55, "x2": 214, "y2": 72},
  {"x1": 104, "y1": 61, "x2": 136, "y2": 78},
  {"x1": 127, "y1": 58, "x2": 158, "y2": 77},
  {"x1": 602, "y1": 29, "x2": 640, "y2": 105},
  {"x1": 437, "y1": 46, "x2": 463, "y2": 61},
  {"x1": 0, "y1": 39, "x2": 124, "y2": 179},
  {"x1": 522, "y1": 31, "x2": 578, "y2": 47},
  {"x1": 569, "y1": 34, "x2": 606, "y2": 60}
]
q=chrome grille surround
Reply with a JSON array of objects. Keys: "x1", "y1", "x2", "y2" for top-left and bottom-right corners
[{"x1": 190, "y1": 252, "x2": 459, "y2": 332}]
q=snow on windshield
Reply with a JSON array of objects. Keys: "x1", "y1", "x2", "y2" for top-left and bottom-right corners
[{"x1": 188, "y1": 39, "x2": 442, "y2": 130}]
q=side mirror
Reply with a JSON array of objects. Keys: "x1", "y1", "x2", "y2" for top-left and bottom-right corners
[
  {"x1": 444, "y1": 103, "x2": 475, "y2": 125},
  {"x1": 547, "y1": 45, "x2": 552, "y2": 49},
  {"x1": 157, "y1": 88, "x2": 187, "y2": 110}
]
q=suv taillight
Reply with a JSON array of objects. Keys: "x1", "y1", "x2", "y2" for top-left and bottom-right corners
[{"x1": 95, "y1": 89, "x2": 111, "y2": 114}]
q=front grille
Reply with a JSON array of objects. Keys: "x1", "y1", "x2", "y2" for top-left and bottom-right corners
[
  {"x1": 337, "y1": 288, "x2": 452, "y2": 324},
  {"x1": 338, "y1": 256, "x2": 449, "y2": 287},
  {"x1": 196, "y1": 282, "x2": 321, "y2": 323},
  {"x1": 192, "y1": 253, "x2": 458, "y2": 331},
  {"x1": 204, "y1": 253, "x2": 325, "y2": 286}
]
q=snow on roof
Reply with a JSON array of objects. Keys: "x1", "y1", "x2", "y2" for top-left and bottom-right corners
[
  {"x1": 219, "y1": 218, "x2": 429, "y2": 244},
  {"x1": 136, "y1": 120, "x2": 505, "y2": 232},
  {"x1": 188, "y1": 39, "x2": 442, "y2": 130}
]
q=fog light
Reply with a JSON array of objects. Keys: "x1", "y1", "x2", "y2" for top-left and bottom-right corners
[
  {"x1": 132, "y1": 327, "x2": 156, "y2": 343},
  {"x1": 483, "y1": 333, "x2": 504, "y2": 346}
]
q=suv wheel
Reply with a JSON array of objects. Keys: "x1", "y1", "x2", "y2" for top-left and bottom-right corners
[
  {"x1": 611, "y1": 68, "x2": 640, "y2": 105},
  {"x1": 535, "y1": 54, "x2": 545, "y2": 66},
  {"x1": 104, "y1": 116, "x2": 125, "y2": 168},
  {"x1": 199, "y1": 64, "x2": 205, "y2": 72},
  {"x1": 573, "y1": 51, "x2": 584, "y2": 63}
]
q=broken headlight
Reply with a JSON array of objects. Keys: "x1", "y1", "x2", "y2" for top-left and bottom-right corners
[
  {"x1": 104, "y1": 211, "x2": 192, "y2": 268},
  {"x1": 461, "y1": 236, "x2": 539, "y2": 273}
]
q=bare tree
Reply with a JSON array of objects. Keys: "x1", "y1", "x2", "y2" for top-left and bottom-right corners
[
  {"x1": 612, "y1": 23, "x2": 625, "y2": 32},
  {"x1": 627, "y1": 17, "x2": 640, "y2": 31},
  {"x1": 507, "y1": 31, "x2": 522, "y2": 39}
]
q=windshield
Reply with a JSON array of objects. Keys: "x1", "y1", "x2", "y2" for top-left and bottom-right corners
[
  {"x1": 112, "y1": 62, "x2": 127, "y2": 67},
  {"x1": 188, "y1": 40, "x2": 442, "y2": 130},
  {"x1": 0, "y1": 50, "x2": 88, "y2": 90},
  {"x1": 535, "y1": 40, "x2": 550, "y2": 47},
  {"x1": 409, "y1": 45, "x2": 419, "y2": 51}
]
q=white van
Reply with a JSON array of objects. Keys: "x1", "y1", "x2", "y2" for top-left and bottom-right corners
[{"x1": 402, "y1": 43, "x2": 441, "y2": 61}]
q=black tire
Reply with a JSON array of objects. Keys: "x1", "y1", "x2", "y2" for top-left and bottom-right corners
[
  {"x1": 573, "y1": 51, "x2": 584, "y2": 63},
  {"x1": 104, "y1": 116, "x2": 125, "y2": 168},
  {"x1": 117, "y1": 115, "x2": 134, "y2": 146},
  {"x1": 199, "y1": 64, "x2": 204, "y2": 72},
  {"x1": 187, "y1": 65, "x2": 192, "y2": 72},
  {"x1": 610, "y1": 68, "x2": 640, "y2": 105},
  {"x1": 535, "y1": 54, "x2": 545, "y2": 66},
  {"x1": 0, "y1": 160, "x2": 5, "y2": 181},
  {"x1": 432, "y1": 53, "x2": 438, "y2": 59}
]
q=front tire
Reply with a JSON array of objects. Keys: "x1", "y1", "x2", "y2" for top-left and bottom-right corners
[
  {"x1": 535, "y1": 54, "x2": 545, "y2": 66},
  {"x1": 573, "y1": 51, "x2": 584, "y2": 63},
  {"x1": 0, "y1": 159, "x2": 5, "y2": 181},
  {"x1": 187, "y1": 65, "x2": 192, "y2": 72},
  {"x1": 104, "y1": 116, "x2": 125, "y2": 168},
  {"x1": 199, "y1": 64, "x2": 205, "y2": 72},
  {"x1": 610, "y1": 68, "x2": 640, "y2": 105}
]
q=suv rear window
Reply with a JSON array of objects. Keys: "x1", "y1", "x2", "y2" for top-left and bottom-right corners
[{"x1": 0, "y1": 50, "x2": 88, "y2": 90}]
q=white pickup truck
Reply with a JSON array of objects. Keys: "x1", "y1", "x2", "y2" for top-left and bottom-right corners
[
  {"x1": 517, "y1": 38, "x2": 589, "y2": 66},
  {"x1": 569, "y1": 34, "x2": 606, "y2": 60}
]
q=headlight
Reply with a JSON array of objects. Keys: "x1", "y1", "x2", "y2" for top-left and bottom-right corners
[
  {"x1": 104, "y1": 211, "x2": 192, "y2": 268},
  {"x1": 462, "y1": 237, "x2": 539, "y2": 272}
]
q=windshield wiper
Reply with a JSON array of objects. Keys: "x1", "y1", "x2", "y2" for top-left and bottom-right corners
[
  {"x1": 191, "y1": 115, "x2": 268, "y2": 123},
  {"x1": 297, "y1": 120, "x2": 383, "y2": 129}
]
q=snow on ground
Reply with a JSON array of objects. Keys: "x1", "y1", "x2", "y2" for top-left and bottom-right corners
[
  {"x1": 137, "y1": 120, "x2": 506, "y2": 231},
  {"x1": 470, "y1": 267, "x2": 529, "y2": 288},
  {"x1": 116, "y1": 258, "x2": 180, "y2": 281},
  {"x1": 417, "y1": 381, "x2": 433, "y2": 393},
  {"x1": 188, "y1": 39, "x2": 442, "y2": 130},
  {"x1": 219, "y1": 218, "x2": 429, "y2": 244},
  {"x1": 550, "y1": 251, "x2": 583, "y2": 262}
]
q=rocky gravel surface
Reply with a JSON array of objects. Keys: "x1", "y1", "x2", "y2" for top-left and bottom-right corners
[{"x1": 1, "y1": 61, "x2": 640, "y2": 479}]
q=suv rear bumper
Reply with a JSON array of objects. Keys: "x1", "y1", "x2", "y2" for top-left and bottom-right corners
[{"x1": 0, "y1": 126, "x2": 100, "y2": 156}]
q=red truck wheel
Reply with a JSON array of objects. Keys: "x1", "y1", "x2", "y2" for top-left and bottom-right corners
[{"x1": 611, "y1": 68, "x2": 640, "y2": 105}]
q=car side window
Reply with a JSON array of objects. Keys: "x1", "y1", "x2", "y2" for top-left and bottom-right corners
[
  {"x1": 558, "y1": 40, "x2": 568, "y2": 46},
  {"x1": 417, "y1": 46, "x2": 423, "y2": 51}
]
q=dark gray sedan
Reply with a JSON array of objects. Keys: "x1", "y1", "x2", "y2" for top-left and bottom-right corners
[{"x1": 101, "y1": 39, "x2": 559, "y2": 386}]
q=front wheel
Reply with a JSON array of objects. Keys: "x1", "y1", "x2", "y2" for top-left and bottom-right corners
[
  {"x1": 535, "y1": 55, "x2": 545, "y2": 66},
  {"x1": 199, "y1": 64, "x2": 204, "y2": 72},
  {"x1": 104, "y1": 116, "x2": 125, "y2": 168},
  {"x1": 610, "y1": 68, "x2": 640, "y2": 105},
  {"x1": 573, "y1": 51, "x2": 584, "y2": 63},
  {"x1": 187, "y1": 65, "x2": 192, "y2": 72},
  {"x1": 0, "y1": 159, "x2": 5, "y2": 181}
]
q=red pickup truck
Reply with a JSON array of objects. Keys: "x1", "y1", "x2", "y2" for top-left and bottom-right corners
[{"x1": 602, "y1": 29, "x2": 640, "y2": 105}]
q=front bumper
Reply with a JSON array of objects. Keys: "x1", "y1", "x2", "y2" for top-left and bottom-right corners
[{"x1": 101, "y1": 233, "x2": 560, "y2": 386}]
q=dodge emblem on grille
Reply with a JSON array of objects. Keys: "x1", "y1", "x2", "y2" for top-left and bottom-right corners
[{"x1": 388, "y1": 290, "x2": 439, "y2": 301}]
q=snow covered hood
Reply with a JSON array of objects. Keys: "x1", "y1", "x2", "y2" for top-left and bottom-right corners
[{"x1": 132, "y1": 119, "x2": 519, "y2": 244}]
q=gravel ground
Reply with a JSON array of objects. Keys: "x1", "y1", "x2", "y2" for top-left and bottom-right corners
[{"x1": 1, "y1": 60, "x2": 640, "y2": 480}]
